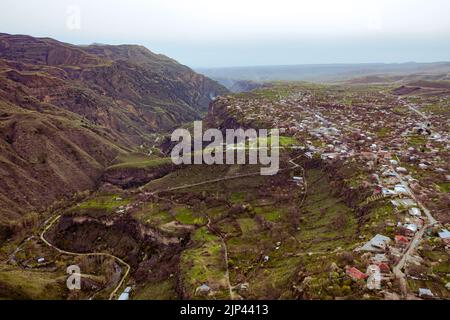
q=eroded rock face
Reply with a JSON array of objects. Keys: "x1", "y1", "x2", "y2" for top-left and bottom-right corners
[
  {"x1": 0, "y1": 33, "x2": 228, "y2": 236},
  {"x1": 47, "y1": 214, "x2": 186, "y2": 267},
  {"x1": 0, "y1": 106, "x2": 121, "y2": 225},
  {"x1": 0, "y1": 33, "x2": 228, "y2": 142},
  {"x1": 102, "y1": 163, "x2": 177, "y2": 189},
  {"x1": 206, "y1": 96, "x2": 245, "y2": 131}
]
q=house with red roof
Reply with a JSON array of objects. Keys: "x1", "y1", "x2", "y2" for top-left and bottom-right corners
[{"x1": 346, "y1": 267, "x2": 368, "y2": 280}]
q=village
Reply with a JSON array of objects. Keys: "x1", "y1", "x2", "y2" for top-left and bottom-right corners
[
  {"x1": 1, "y1": 83, "x2": 447, "y2": 301},
  {"x1": 215, "y1": 84, "x2": 449, "y2": 299}
]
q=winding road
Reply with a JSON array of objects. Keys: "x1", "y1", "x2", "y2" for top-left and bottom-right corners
[
  {"x1": 38, "y1": 151, "x2": 304, "y2": 300},
  {"x1": 40, "y1": 215, "x2": 131, "y2": 300}
]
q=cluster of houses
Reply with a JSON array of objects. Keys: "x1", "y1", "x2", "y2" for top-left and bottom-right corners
[{"x1": 222, "y1": 89, "x2": 449, "y2": 298}]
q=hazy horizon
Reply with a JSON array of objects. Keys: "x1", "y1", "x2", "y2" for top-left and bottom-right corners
[
  {"x1": 1, "y1": 0, "x2": 449, "y2": 68},
  {"x1": 195, "y1": 61, "x2": 450, "y2": 70}
]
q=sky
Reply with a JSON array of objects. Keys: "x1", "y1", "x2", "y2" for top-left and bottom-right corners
[{"x1": 0, "y1": 0, "x2": 449, "y2": 68}]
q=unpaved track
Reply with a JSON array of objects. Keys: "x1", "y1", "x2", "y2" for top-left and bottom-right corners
[
  {"x1": 40, "y1": 215, "x2": 131, "y2": 300},
  {"x1": 393, "y1": 224, "x2": 426, "y2": 298},
  {"x1": 408, "y1": 105, "x2": 428, "y2": 120},
  {"x1": 39, "y1": 153, "x2": 303, "y2": 300},
  {"x1": 206, "y1": 217, "x2": 234, "y2": 299},
  {"x1": 392, "y1": 168, "x2": 438, "y2": 298},
  {"x1": 200, "y1": 155, "x2": 303, "y2": 300}
]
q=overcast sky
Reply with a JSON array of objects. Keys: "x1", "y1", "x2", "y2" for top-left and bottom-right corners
[{"x1": 1, "y1": 0, "x2": 449, "y2": 67}]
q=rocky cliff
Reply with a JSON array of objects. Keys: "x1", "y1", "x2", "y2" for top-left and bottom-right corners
[{"x1": 0, "y1": 33, "x2": 228, "y2": 239}]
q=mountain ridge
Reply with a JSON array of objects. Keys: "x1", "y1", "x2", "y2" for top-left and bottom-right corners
[
  {"x1": 197, "y1": 62, "x2": 450, "y2": 90},
  {"x1": 0, "y1": 33, "x2": 228, "y2": 239}
]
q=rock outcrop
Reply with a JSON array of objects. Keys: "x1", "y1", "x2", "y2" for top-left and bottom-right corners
[{"x1": 0, "y1": 33, "x2": 228, "y2": 239}]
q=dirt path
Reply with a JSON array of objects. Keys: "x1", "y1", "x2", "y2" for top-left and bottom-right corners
[
  {"x1": 393, "y1": 224, "x2": 426, "y2": 298},
  {"x1": 393, "y1": 169, "x2": 437, "y2": 225},
  {"x1": 149, "y1": 154, "x2": 302, "y2": 196},
  {"x1": 392, "y1": 168, "x2": 438, "y2": 298},
  {"x1": 196, "y1": 155, "x2": 304, "y2": 300},
  {"x1": 40, "y1": 215, "x2": 131, "y2": 300},
  {"x1": 206, "y1": 217, "x2": 234, "y2": 300},
  {"x1": 38, "y1": 153, "x2": 303, "y2": 300},
  {"x1": 407, "y1": 105, "x2": 429, "y2": 120},
  {"x1": 287, "y1": 157, "x2": 307, "y2": 244},
  {"x1": 4, "y1": 235, "x2": 34, "y2": 264},
  {"x1": 37, "y1": 163, "x2": 293, "y2": 300}
]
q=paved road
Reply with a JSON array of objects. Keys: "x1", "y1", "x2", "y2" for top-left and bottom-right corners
[{"x1": 295, "y1": 93, "x2": 440, "y2": 299}]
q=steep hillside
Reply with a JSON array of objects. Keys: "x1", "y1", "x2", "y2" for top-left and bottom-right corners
[
  {"x1": 0, "y1": 33, "x2": 228, "y2": 139},
  {"x1": 0, "y1": 99, "x2": 128, "y2": 239},
  {"x1": 0, "y1": 33, "x2": 228, "y2": 240}
]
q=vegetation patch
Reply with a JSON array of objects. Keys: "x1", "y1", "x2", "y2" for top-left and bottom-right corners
[
  {"x1": 174, "y1": 207, "x2": 206, "y2": 225},
  {"x1": 75, "y1": 194, "x2": 131, "y2": 215},
  {"x1": 0, "y1": 265, "x2": 66, "y2": 300},
  {"x1": 180, "y1": 229, "x2": 227, "y2": 299},
  {"x1": 134, "y1": 279, "x2": 177, "y2": 300},
  {"x1": 108, "y1": 157, "x2": 172, "y2": 170}
]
